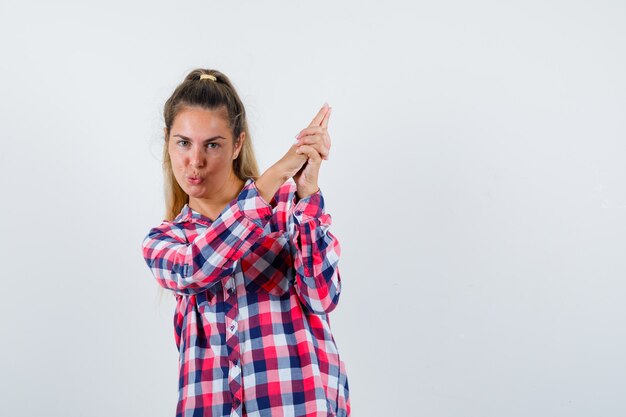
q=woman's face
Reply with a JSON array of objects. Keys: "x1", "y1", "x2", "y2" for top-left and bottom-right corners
[{"x1": 166, "y1": 105, "x2": 244, "y2": 199}]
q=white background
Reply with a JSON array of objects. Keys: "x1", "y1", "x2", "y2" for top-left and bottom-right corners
[{"x1": 1, "y1": 1, "x2": 625, "y2": 416}]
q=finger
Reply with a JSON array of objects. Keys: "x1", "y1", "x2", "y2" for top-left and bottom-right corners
[
  {"x1": 308, "y1": 103, "x2": 330, "y2": 128},
  {"x1": 298, "y1": 143, "x2": 329, "y2": 160},
  {"x1": 321, "y1": 106, "x2": 331, "y2": 129},
  {"x1": 296, "y1": 136, "x2": 329, "y2": 159},
  {"x1": 295, "y1": 144, "x2": 322, "y2": 163},
  {"x1": 299, "y1": 129, "x2": 330, "y2": 155},
  {"x1": 296, "y1": 125, "x2": 325, "y2": 139},
  {"x1": 323, "y1": 129, "x2": 331, "y2": 150},
  {"x1": 296, "y1": 131, "x2": 331, "y2": 159}
]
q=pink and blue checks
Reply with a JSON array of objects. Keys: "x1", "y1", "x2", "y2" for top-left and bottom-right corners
[{"x1": 142, "y1": 178, "x2": 350, "y2": 417}]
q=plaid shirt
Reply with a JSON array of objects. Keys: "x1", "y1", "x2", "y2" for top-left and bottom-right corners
[{"x1": 141, "y1": 178, "x2": 350, "y2": 417}]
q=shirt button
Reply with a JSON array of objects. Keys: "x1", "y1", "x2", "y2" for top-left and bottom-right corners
[
  {"x1": 227, "y1": 288, "x2": 234, "y2": 295},
  {"x1": 295, "y1": 210, "x2": 302, "y2": 216}
]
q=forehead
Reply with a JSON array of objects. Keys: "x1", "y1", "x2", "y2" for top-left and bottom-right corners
[{"x1": 171, "y1": 106, "x2": 231, "y2": 137}]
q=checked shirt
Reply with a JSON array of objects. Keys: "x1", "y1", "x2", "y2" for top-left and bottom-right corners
[{"x1": 141, "y1": 178, "x2": 350, "y2": 417}]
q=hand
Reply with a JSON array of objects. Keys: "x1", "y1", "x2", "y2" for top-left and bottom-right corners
[
  {"x1": 293, "y1": 103, "x2": 332, "y2": 199},
  {"x1": 273, "y1": 141, "x2": 310, "y2": 180}
]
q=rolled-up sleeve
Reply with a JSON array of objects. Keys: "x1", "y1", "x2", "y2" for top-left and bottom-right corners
[
  {"x1": 141, "y1": 180, "x2": 273, "y2": 295},
  {"x1": 289, "y1": 188, "x2": 342, "y2": 314}
]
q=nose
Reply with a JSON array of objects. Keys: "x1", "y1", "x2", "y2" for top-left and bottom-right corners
[{"x1": 189, "y1": 146, "x2": 205, "y2": 168}]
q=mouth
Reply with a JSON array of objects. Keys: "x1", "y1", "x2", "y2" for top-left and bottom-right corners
[{"x1": 187, "y1": 176, "x2": 204, "y2": 185}]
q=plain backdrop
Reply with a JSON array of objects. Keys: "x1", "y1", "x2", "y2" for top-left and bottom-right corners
[{"x1": 1, "y1": 1, "x2": 625, "y2": 416}]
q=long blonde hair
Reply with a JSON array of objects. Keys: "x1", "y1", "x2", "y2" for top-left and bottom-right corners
[{"x1": 158, "y1": 68, "x2": 260, "y2": 299}]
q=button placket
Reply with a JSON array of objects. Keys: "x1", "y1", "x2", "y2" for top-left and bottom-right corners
[
  {"x1": 224, "y1": 273, "x2": 242, "y2": 412},
  {"x1": 228, "y1": 321, "x2": 238, "y2": 334}
]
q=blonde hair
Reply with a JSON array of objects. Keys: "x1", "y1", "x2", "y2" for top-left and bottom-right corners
[{"x1": 158, "y1": 68, "x2": 260, "y2": 299}]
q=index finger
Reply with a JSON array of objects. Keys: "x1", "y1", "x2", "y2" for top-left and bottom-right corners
[
  {"x1": 308, "y1": 103, "x2": 330, "y2": 127},
  {"x1": 320, "y1": 106, "x2": 331, "y2": 129}
]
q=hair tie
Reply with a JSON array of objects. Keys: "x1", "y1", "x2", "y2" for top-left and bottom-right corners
[{"x1": 199, "y1": 74, "x2": 217, "y2": 81}]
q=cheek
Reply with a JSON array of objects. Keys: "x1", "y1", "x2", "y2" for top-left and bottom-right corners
[
  {"x1": 170, "y1": 156, "x2": 191, "y2": 176},
  {"x1": 206, "y1": 150, "x2": 230, "y2": 164},
  {"x1": 169, "y1": 154, "x2": 184, "y2": 170},
  {"x1": 213, "y1": 152, "x2": 230, "y2": 162}
]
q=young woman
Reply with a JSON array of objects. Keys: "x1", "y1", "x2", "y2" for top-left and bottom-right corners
[{"x1": 141, "y1": 68, "x2": 350, "y2": 417}]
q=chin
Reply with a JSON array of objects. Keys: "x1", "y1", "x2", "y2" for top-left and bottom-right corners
[{"x1": 184, "y1": 188, "x2": 206, "y2": 198}]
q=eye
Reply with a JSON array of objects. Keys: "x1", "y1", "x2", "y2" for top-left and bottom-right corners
[{"x1": 175, "y1": 140, "x2": 219, "y2": 149}]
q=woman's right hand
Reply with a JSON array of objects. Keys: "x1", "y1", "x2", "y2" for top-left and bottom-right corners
[
  {"x1": 256, "y1": 140, "x2": 309, "y2": 205},
  {"x1": 275, "y1": 142, "x2": 310, "y2": 179}
]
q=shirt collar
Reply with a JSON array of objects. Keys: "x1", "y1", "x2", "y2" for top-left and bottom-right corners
[{"x1": 172, "y1": 204, "x2": 207, "y2": 225}]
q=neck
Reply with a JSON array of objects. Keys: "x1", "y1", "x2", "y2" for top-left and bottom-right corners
[{"x1": 189, "y1": 173, "x2": 245, "y2": 220}]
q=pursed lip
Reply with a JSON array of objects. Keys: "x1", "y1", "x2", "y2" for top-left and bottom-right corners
[{"x1": 187, "y1": 176, "x2": 204, "y2": 184}]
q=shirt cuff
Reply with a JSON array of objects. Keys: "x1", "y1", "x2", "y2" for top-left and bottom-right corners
[
  {"x1": 237, "y1": 179, "x2": 273, "y2": 228},
  {"x1": 292, "y1": 188, "x2": 325, "y2": 224}
]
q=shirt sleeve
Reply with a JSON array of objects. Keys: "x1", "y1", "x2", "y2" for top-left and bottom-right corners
[
  {"x1": 141, "y1": 179, "x2": 273, "y2": 296},
  {"x1": 289, "y1": 188, "x2": 342, "y2": 314}
]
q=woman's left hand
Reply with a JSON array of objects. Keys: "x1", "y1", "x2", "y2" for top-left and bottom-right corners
[{"x1": 293, "y1": 104, "x2": 332, "y2": 199}]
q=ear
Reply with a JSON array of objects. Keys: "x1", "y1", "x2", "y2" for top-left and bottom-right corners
[
  {"x1": 233, "y1": 132, "x2": 245, "y2": 159},
  {"x1": 236, "y1": 131, "x2": 245, "y2": 150}
]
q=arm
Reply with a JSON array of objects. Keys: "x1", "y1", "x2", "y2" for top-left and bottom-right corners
[
  {"x1": 289, "y1": 187, "x2": 342, "y2": 314},
  {"x1": 142, "y1": 176, "x2": 283, "y2": 296}
]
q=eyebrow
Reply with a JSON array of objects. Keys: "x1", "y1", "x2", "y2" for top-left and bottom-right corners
[{"x1": 173, "y1": 134, "x2": 227, "y2": 142}]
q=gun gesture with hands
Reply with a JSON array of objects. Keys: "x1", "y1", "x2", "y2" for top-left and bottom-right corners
[
  {"x1": 257, "y1": 103, "x2": 332, "y2": 205},
  {"x1": 293, "y1": 103, "x2": 332, "y2": 199}
]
